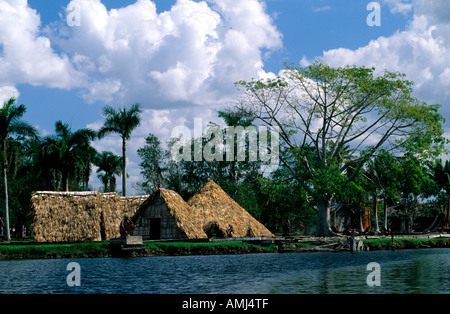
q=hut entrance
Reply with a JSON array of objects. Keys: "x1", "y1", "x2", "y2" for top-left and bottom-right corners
[
  {"x1": 150, "y1": 218, "x2": 161, "y2": 240},
  {"x1": 203, "y1": 221, "x2": 225, "y2": 238}
]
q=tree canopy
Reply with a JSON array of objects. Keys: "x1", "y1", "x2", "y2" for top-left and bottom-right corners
[{"x1": 231, "y1": 61, "x2": 447, "y2": 236}]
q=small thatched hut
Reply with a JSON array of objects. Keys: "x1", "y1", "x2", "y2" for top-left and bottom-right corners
[
  {"x1": 132, "y1": 189, "x2": 207, "y2": 240},
  {"x1": 31, "y1": 191, "x2": 148, "y2": 242},
  {"x1": 187, "y1": 180, "x2": 275, "y2": 238}
]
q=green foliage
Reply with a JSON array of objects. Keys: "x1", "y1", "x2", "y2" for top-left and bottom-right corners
[
  {"x1": 137, "y1": 134, "x2": 166, "y2": 193},
  {"x1": 94, "y1": 151, "x2": 122, "y2": 192},
  {"x1": 98, "y1": 103, "x2": 142, "y2": 196},
  {"x1": 233, "y1": 61, "x2": 447, "y2": 235},
  {"x1": 98, "y1": 103, "x2": 143, "y2": 141}
]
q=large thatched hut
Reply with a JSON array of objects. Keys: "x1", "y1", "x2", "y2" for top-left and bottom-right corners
[
  {"x1": 31, "y1": 191, "x2": 148, "y2": 242},
  {"x1": 31, "y1": 181, "x2": 274, "y2": 242},
  {"x1": 187, "y1": 180, "x2": 275, "y2": 238},
  {"x1": 132, "y1": 188, "x2": 207, "y2": 240}
]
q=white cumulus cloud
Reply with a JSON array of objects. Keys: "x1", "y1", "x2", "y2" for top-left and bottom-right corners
[
  {"x1": 319, "y1": 1, "x2": 450, "y2": 113},
  {"x1": 41, "y1": 0, "x2": 282, "y2": 108},
  {"x1": 0, "y1": 0, "x2": 82, "y2": 89}
]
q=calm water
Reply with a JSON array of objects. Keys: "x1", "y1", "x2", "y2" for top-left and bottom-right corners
[{"x1": 0, "y1": 248, "x2": 448, "y2": 294}]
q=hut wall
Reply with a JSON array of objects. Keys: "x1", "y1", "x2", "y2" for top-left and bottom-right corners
[
  {"x1": 99, "y1": 194, "x2": 148, "y2": 240},
  {"x1": 32, "y1": 192, "x2": 102, "y2": 242},
  {"x1": 134, "y1": 196, "x2": 186, "y2": 240},
  {"x1": 31, "y1": 192, "x2": 147, "y2": 243}
]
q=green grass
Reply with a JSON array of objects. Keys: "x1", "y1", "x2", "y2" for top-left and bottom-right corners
[
  {"x1": 1, "y1": 237, "x2": 448, "y2": 261},
  {"x1": 0, "y1": 240, "x2": 278, "y2": 260},
  {"x1": 144, "y1": 241, "x2": 278, "y2": 255},
  {"x1": 0, "y1": 242, "x2": 110, "y2": 260}
]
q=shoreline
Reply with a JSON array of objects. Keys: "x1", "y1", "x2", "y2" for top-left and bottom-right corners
[{"x1": 0, "y1": 235, "x2": 449, "y2": 261}]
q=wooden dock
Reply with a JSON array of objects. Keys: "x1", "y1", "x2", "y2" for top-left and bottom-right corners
[{"x1": 109, "y1": 236, "x2": 146, "y2": 257}]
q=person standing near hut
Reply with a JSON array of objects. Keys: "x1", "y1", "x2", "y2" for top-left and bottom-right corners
[
  {"x1": 120, "y1": 215, "x2": 135, "y2": 237},
  {"x1": 226, "y1": 224, "x2": 234, "y2": 237}
]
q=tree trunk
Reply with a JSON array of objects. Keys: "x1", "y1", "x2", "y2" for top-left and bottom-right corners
[
  {"x1": 122, "y1": 137, "x2": 127, "y2": 196},
  {"x1": 317, "y1": 199, "x2": 337, "y2": 237},
  {"x1": 358, "y1": 208, "x2": 364, "y2": 233},
  {"x1": 383, "y1": 197, "x2": 388, "y2": 232},
  {"x1": 63, "y1": 171, "x2": 69, "y2": 192},
  {"x1": 373, "y1": 192, "x2": 380, "y2": 234},
  {"x1": 110, "y1": 176, "x2": 116, "y2": 193},
  {"x1": 2, "y1": 140, "x2": 11, "y2": 241},
  {"x1": 445, "y1": 197, "x2": 450, "y2": 228}
]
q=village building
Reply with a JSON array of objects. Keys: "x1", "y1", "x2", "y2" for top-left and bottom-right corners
[
  {"x1": 31, "y1": 180, "x2": 274, "y2": 242},
  {"x1": 131, "y1": 188, "x2": 207, "y2": 240},
  {"x1": 31, "y1": 191, "x2": 148, "y2": 242},
  {"x1": 187, "y1": 180, "x2": 274, "y2": 238}
]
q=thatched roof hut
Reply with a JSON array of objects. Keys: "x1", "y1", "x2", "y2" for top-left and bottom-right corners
[
  {"x1": 31, "y1": 181, "x2": 274, "y2": 242},
  {"x1": 31, "y1": 191, "x2": 148, "y2": 242},
  {"x1": 187, "y1": 180, "x2": 275, "y2": 238},
  {"x1": 132, "y1": 189, "x2": 207, "y2": 240}
]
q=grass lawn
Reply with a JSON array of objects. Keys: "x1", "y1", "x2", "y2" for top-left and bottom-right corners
[{"x1": 0, "y1": 237, "x2": 448, "y2": 261}]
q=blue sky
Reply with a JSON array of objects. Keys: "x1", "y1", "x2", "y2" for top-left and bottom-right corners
[{"x1": 1, "y1": 0, "x2": 449, "y2": 194}]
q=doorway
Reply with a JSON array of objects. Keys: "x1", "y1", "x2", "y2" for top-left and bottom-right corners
[{"x1": 150, "y1": 218, "x2": 161, "y2": 240}]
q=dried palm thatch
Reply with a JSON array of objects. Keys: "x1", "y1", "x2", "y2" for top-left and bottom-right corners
[
  {"x1": 187, "y1": 180, "x2": 275, "y2": 238},
  {"x1": 132, "y1": 189, "x2": 207, "y2": 239},
  {"x1": 31, "y1": 191, "x2": 148, "y2": 243}
]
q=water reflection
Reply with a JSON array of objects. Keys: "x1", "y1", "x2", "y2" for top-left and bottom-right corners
[{"x1": 0, "y1": 248, "x2": 448, "y2": 294}]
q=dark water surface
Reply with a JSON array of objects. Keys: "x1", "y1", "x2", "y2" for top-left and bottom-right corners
[{"x1": 0, "y1": 248, "x2": 448, "y2": 294}]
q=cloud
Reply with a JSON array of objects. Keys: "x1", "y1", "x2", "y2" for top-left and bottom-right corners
[
  {"x1": 0, "y1": 0, "x2": 82, "y2": 89},
  {"x1": 0, "y1": 85, "x2": 19, "y2": 103},
  {"x1": 318, "y1": 2, "x2": 450, "y2": 113},
  {"x1": 381, "y1": 0, "x2": 413, "y2": 15},
  {"x1": 312, "y1": 6, "x2": 331, "y2": 13},
  {"x1": 42, "y1": 0, "x2": 282, "y2": 108},
  {"x1": 0, "y1": 0, "x2": 282, "y2": 109}
]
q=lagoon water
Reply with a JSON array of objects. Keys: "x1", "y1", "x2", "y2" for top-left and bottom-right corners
[{"x1": 0, "y1": 248, "x2": 448, "y2": 294}]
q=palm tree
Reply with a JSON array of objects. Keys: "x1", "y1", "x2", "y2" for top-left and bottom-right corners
[
  {"x1": 0, "y1": 98, "x2": 37, "y2": 240},
  {"x1": 98, "y1": 104, "x2": 142, "y2": 196},
  {"x1": 94, "y1": 151, "x2": 123, "y2": 192},
  {"x1": 44, "y1": 121, "x2": 97, "y2": 191},
  {"x1": 428, "y1": 159, "x2": 450, "y2": 229}
]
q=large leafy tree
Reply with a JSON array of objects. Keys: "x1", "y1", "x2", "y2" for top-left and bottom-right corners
[
  {"x1": 98, "y1": 104, "x2": 142, "y2": 196},
  {"x1": 232, "y1": 61, "x2": 446, "y2": 236},
  {"x1": 0, "y1": 98, "x2": 37, "y2": 240},
  {"x1": 137, "y1": 134, "x2": 166, "y2": 193}
]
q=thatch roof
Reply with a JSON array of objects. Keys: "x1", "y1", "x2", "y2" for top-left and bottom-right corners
[
  {"x1": 187, "y1": 180, "x2": 275, "y2": 237},
  {"x1": 31, "y1": 191, "x2": 148, "y2": 242},
  {"x1": 132, "y1": 188, "x2": 207, "y2": 239}
]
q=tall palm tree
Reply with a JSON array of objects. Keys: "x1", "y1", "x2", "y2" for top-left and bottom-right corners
[
  {"x1": 94, "y1": 151, "x2": 123, "y2": 192},
  {"x1": 98, "y1": 104, "x2": 142, "y2": 196},
  {"x1": 44, "y1": 121, "x2": 97, "y2": 191},
  {"x1": 0, "y1": 98, "x2": 37, "y2": 240}
]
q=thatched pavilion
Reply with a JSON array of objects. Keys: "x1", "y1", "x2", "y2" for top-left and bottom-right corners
[
  {"x1": 132, "y1": 188, "x2": 207, "y2": 240},
  {"x1": 187, "y1": 180, "x2": 275, "y2": 238}
]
